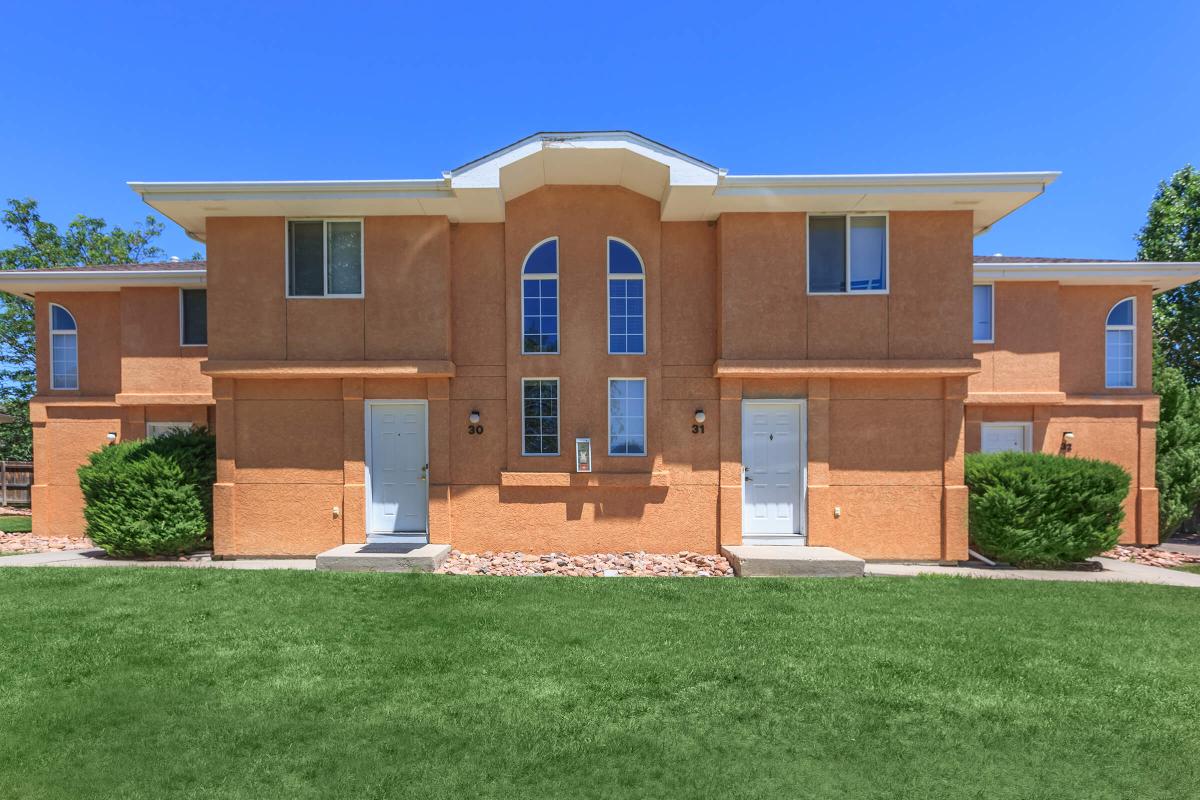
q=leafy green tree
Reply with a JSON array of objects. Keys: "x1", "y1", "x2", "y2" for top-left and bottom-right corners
[
  {"x1": 0, "y1": 199, "x2": 166, "y2": 460},
  {"x1": 1152, "y1": 353, "x2": 1200, "y2": 537},
  {"x1": 1138, "y1": 165, "x2": 1200, "y2": 384}
]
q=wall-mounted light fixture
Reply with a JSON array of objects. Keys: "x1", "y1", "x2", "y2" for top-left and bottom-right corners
[
  {"x1": 468, "y1": 411, "x2": 481, "y2": 424},
  {"x1": 1060, "y1": 431, "x2": 1074, "y2": 455},
  {"x1": 106, "y1": 432, "x2": 117, "y2": 442},
  {"x1": 694, "y1": 410, "x2": 706, "y2": 424}
]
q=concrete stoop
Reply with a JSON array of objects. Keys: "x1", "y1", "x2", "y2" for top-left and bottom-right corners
[
  {"x1": 720, "y1": 545, "x2": 865, "y2": 577},
  {"x1": 316, "y1": 543, "x2": 450, "y2": 573}
]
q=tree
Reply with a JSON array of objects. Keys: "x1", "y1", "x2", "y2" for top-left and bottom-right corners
[
  {"x1": 1152, "y1": 353, "x2": 1200, "y2": 537},
  {"x1": 1138, "y1": 165, "x2": 1200, "y2": 384},
  {"x1": 0, "y1": 199, "x2": 166, "y2": 460}
]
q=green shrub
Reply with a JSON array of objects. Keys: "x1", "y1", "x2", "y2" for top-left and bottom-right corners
[
  {"x1": 77, "y1": 427, "x2": 216, "y2": 557},
  {"x1": 965, "y1": 451, "x2": 1130, "y2": 567}
]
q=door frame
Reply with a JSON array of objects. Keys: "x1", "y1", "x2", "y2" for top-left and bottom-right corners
[
  {"x1": 364, "y1": 399, "x2": 430, "y2": 542},
  {"x1": 741, "y1": 398, "x2": 808, "y2": 539}
]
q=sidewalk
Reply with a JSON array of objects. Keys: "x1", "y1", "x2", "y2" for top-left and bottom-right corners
[
  {"x1": 866, "y1": 557, "x2": 1200, "y2": 588},
  {"x1": 0, "y1": 549, "x2": 314, "y2": 570}
]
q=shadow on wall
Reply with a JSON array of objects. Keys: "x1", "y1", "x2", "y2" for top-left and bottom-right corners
[{"x1": 497, "y1": 486, "x2": 670, "y2": 520}]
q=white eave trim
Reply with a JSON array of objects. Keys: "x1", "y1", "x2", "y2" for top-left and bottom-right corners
[
  {"x1": 716, "y1": 171, "x2": 1060, "y2": 195},
  {"x1": 128, "y1": 178, "x2": 453, "y2": 201},
  {"x1": 974, "y1": 261, "x2": 1200, "y2": 294},
  {"x1": 0, "y1": 269, "x2": 206, "y2": 296}
]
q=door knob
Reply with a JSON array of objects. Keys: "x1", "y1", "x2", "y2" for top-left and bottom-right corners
[{"x1": 420, "y1": 463, "x2": 429, "y2": 481}]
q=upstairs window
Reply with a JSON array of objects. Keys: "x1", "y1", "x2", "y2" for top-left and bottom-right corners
[
  {"x1": 180, "y1": 289, "x2": 207, "y2": 345},
  {"x1": 1105, "y1": 298, "x2": 1135, "y2": 388},
  {"x1": 607, "y1": 238, "x2": 645, "y2": 355},
  {"x1": 522, "y1": 238, "x2": 559, "y2": 354},
  {"x1": 808, "y1": 214, "x2": 887, "y2": 294},
  {"x1": 49, "y1": 303, "x2": 78, "y2": 390},
  {"x1": 973, "y1": 284, "x2": 993, "y2": 343},
  {"x1": 287, "y1": 220, "x2": 363, "y2": 297}
]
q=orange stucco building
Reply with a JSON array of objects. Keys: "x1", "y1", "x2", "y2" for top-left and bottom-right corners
[{"x1": 7, "y1": 132, "x2": 1198, "y2": 561}]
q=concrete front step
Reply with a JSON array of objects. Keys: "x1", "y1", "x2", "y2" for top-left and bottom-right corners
[
  {"x1": 720, "y1": 545, "x2": 865, "y2": 578},
  {"x1": 316, "y1": 543, "x2": 450, "y2": 573}
]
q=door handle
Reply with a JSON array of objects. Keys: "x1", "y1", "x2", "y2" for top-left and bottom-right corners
[
  {"x1": 744, "y1": 466, "x2": 752, "y2": 482},
  {"x1": 420, "y1": 463, "x2": 428, "y2": 481}
]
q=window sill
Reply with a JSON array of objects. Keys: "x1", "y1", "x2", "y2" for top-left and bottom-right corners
[{"x1": 500, "y1": 471, "x2": 670, "y2": 488}]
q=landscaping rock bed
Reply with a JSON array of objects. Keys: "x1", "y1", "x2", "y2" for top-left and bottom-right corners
[
  {"x1": 1, "y1": 533, "x2": 92, "y2": 554},
  {"x1": 1103, "y1": 544, "x2": 1200, "y2": 568},
  {"x1": 437, "y1": 550, "x2": 735, "y2": 577}
]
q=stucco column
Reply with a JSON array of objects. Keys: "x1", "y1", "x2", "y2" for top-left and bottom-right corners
[
  {"x1": 342, "y1": 378, "x2": 365, "y2": 544},
  {"x1": 123, "y1": 405, "x2": 146, "y2": 441},
  {"x1": 428, "y1": 377, "x2": 451, "y2": 544},
  {"x1": 1138, "y1": 397, "x2": 1160, "y2": 545},
  {"x1": 212, "y1": 377, "x2": 236, "y2": 556},
  {"x1": 717, "y1": 377, "x2": 743, "y2": 547},
  {"x1": 29, "y1": 401, "x2": 49, "y2": 536},
  {"x1": 941, "y1": 377, "x2": 968, "y2": 562},
  {"x1": 805, "y1": 378, "x2": 831, "y2": 546}
]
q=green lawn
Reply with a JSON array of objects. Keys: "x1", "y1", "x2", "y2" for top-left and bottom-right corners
[
  {"x1": 1, "y1": 569, "x2": 1198, "y2": 799},
  {"x1": 0, "y1": 514, "x2": 32, "y2": 533},
  {"x1": 1174, "y1": 563, "x2": 1200, "y2": 575}
]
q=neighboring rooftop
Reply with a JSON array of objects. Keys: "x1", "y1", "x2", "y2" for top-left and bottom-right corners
[
  {"x1": 0, "y1": 261, "x2": 206, "y2": 296},
  {"x1": 974, "y1": 255, "x2": 1125, "y2": 264},
  {"x1": 13, "y1": 260, "x2": 206, "y2": 273}
]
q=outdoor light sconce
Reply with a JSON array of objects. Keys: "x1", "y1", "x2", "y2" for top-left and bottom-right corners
[
  {"x1": 106, "y1": 432, "x2": 117, "y2": 442},
  {"x1": 694, "y1": 410, "x2": 706, "y2": 424},
  {"x1": 468, "y1": 410, "x2": 481, "y2": 424},
  {"x1": 1060, "y1": 431, "x2": 1075, "y2": 455}
]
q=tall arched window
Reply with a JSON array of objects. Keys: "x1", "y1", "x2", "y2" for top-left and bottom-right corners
[
  {"x1": 1105, "y1": 297, "x2": 1135, "y2": 388},
  {"x1": 607, "y1": 238, "x2": 645, "y2": 355},
  {"x1": 49, "y1": 303, "x2": 78, "y2": 390},
  {"x1": 522, "y1": 238, "x2": 558, "y2": 354}
]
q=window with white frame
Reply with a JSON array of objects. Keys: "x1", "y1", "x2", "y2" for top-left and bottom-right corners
[
  {"x1": 608, "y1": 238, "x2": 645, "y2": 355},
  {"x1": 49, "y1": 303, "x2": 78, "y2": 390},
  {"x1": 147, "y1": 422, "x2": 192, "y2": 439},
  {"x1": 1105, "y1": 297, "x2": 1135, "y2": 388},
  {"x1": 973, "y1": 284, "x2": 993, "y2": 343},
  {"x1": 287, "y1": 220, "x2": 363, "y2": 297},
  {"x1": 808, "y1": 214, "x2": 888, "y2": 294},
  {"x1": 522, "y1": 378, "x2": 559, "y2": 455},
  {"x1": 180, "y1": 289, "x2": 207, "y2": 345},
  {"x1": 980, "y1": 422, "x2": 1032, "y2": 454},
  {"x1": 608, "y1": 378, "x2": 646, "y2": 456},
  {"x1": 522, "y1": 239, "x2": 559, "y2": 354}
]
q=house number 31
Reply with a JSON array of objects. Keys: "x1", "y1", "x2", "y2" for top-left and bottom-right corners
[{"x1": 691, "y1": 423, "x2": 705, "y2": 434}]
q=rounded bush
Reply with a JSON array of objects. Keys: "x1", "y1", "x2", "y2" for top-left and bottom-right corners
[
  {"x1": 965, "y1": 451, "x2": 1130, "y2": 568},
  {"x1": 77, "y1": 427, "x2": 216, "y2": 558}
]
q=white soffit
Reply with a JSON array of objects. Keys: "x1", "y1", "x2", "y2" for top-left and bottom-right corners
[
  {"x1": 129, "y1": 132, "x2": 1059, "y2": 240},
  {"x1": 0, "y1": 269, "x2": 206, "y2": 297},
  {"x1": 974, "y1": 261, "x2": 1200, "y2": 294}
]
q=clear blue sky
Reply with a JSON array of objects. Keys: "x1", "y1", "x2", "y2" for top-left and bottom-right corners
[{"x1": 2, "y1": 0, "x2": 1197, "y2": 262}]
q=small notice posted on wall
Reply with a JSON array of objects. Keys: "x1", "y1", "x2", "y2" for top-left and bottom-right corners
[{"x1": 575, "y1": 438, "x2": 592, "y2": 473}]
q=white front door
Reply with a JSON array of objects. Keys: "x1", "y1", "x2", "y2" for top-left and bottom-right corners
[
  {"x1": 981, "y1": 422, "x2": 1031, "y2": 454},
  {"x1": 367, "y1": 402, "x2": 428, "y2": 537},
  {"x1": 742, "y1": 401, "x2": 806, "y2": 537}
]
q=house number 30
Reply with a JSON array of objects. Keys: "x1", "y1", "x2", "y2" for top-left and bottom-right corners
[{"x1": 468, "y1": 424, "x2": 484, "y2": 435}]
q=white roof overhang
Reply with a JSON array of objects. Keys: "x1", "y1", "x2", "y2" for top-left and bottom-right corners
[
  {"x1": 130, "y1": 132, "x2": 1059, "y2": 240},
  {"x1": 974, "y1": 262, "x2": 1200, "y2": 294},
  {"x1": 0, "y1": 269, "x2": 206, "y2": 297}
]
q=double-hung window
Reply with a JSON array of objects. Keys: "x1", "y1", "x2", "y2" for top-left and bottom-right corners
[
  {"x1": 1105, "y1": 298, "x2": 1135, "y2": 388},
  {"x1": 608, "y1": 378, "x2": 646, "y2": 456},
  {"x1": 180, "y1": 289, "x2": 207, "y2": 345},
  {"x1": 287, "y1": 220, "x2": 363, "y2": 297},
  {"x1": 522, "y1": 239, "x2": 559, "y2": 354},
  {"x1": 808, "y1": 214, "x2": 888, "y2": 293},
  {"x1": 522, "y1": 378, "x2": 559, "y2": 455},
  {"x1": 607, "y1": 238, "x2": 645, "y2": 355},
  {"x1": 49, "y1": 304, "x2": 78, "y2": 390},
  {"x1": 973, "y1": 284, "x2": 994, "y2": 343}
]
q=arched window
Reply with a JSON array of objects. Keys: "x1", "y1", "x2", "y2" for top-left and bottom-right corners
[
  {"x1": 49, "y1": 303, "x2": 78, "y2": 390},
  {"x1": 1105, "y1": 297, "x2": 1135, "y2": 388},
  {"x1": 522, "y1": 238, "x2": 558, "y2": 354},
  {"x1": 607, "y1": 238, "x2": 645, "y2": 355}
]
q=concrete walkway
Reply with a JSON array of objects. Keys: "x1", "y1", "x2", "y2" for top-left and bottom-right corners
[
  {"x1": 3, "y1": 549, "x2": 1199, "y2": 587},
  {"x1": 866, "y1": 557, "x2": 1200, "y2": 588},
  {"x1": 0, "y1": 549, "x2": 315, "y2": 570}
]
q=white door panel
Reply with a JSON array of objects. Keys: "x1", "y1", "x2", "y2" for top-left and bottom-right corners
[
  {"x1": 742, "y1": 401, "x2": 805, "y2": 536},
  {"x1": 368, "y1": 402, "x2": 428, "y2": 534}
]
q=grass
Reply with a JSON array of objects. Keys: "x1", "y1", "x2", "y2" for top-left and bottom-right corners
[
  {"x1": 1173, "y1": 563, "x2": 1200, "y2": 575},
  {"x1": 0, "y1": 514, "x2": 32, "y2": 533},
  {"x1": 1, "y1": 569, "x2": 1198, "y2": 799}
]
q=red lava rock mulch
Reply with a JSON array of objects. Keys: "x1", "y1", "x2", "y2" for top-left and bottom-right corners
[
  {"x1": 437, "y1": 550, "x2": 734, "y2": 577},
  {"x1": 1102, "y1": 544, "x2": 1200, "y2": 569},
  {"x1": 0, "y1": 533, "x2": 93, "y2": 554},
  {"x1": 0, "y1": 506, "x2": 32, "y2": 517}
]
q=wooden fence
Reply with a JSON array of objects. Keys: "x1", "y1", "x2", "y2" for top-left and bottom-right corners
[{"x1": 0, "y1": 461, "x2": 33, "y2": 507}]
